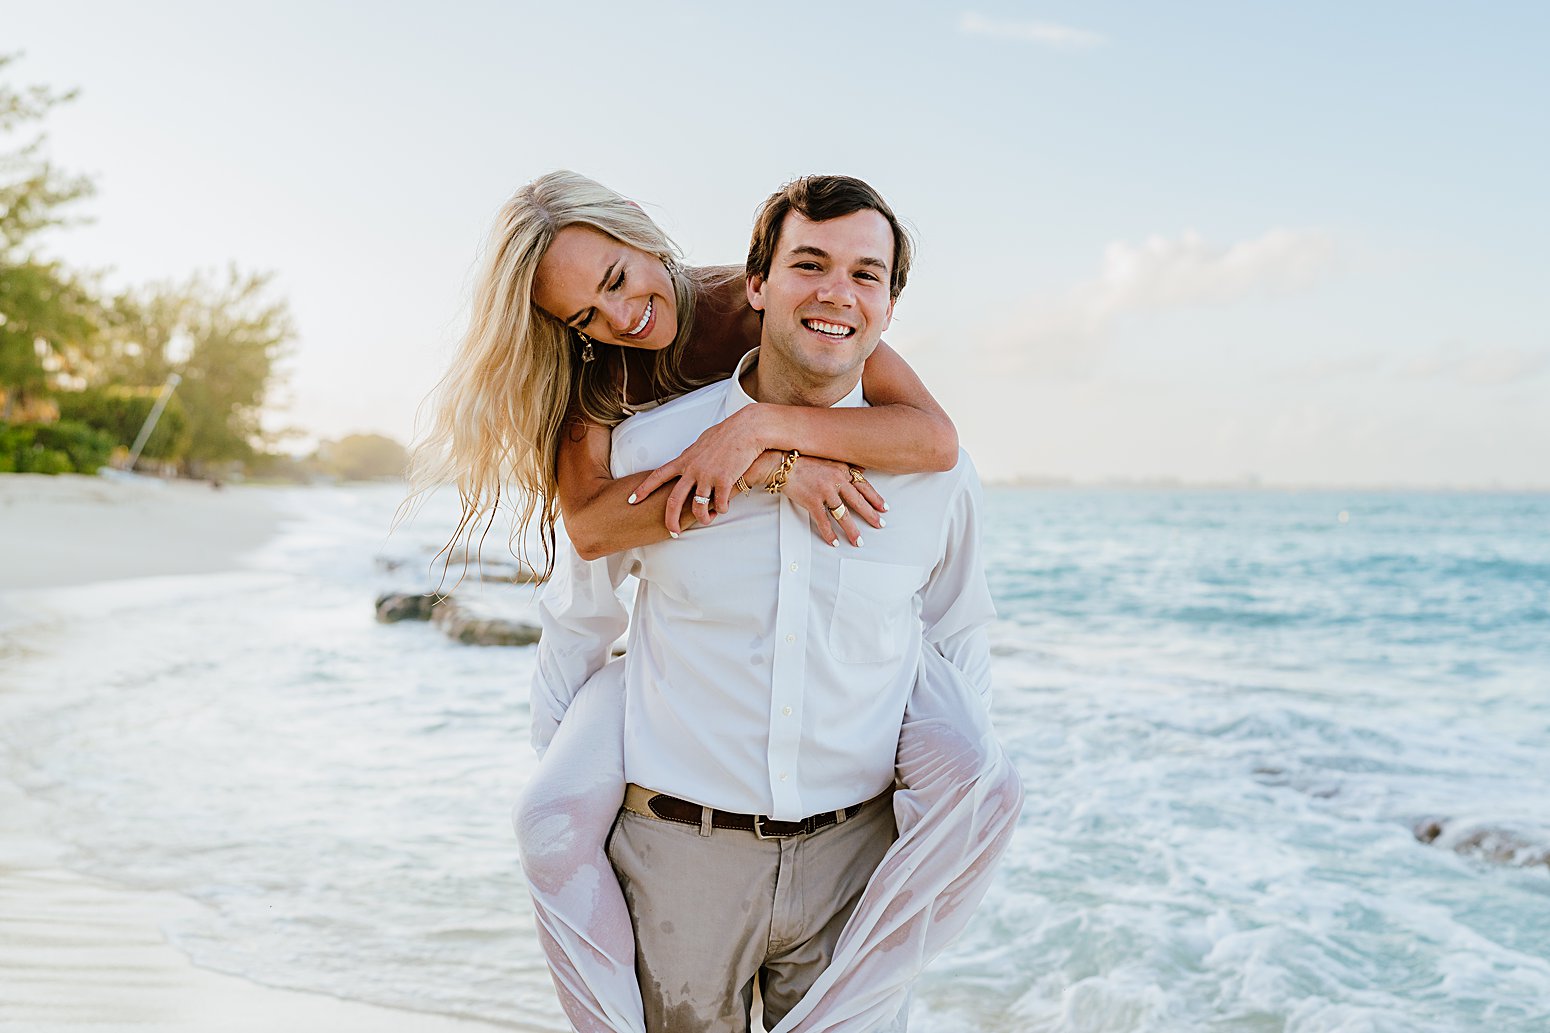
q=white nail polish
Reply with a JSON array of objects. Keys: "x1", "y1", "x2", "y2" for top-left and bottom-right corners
[
  {"x1": 878, "y1": 518, "x2": 887, "y2": 528},
  {"x1": 628, "y1": 493, "x2": 638, "y2": 504},
  {"x1": 669, "y1": 531, "x2": 680, "y2": 539},
  {"x1": 855, "y1": 536, "x2": 864, "y2": 547},
  {"x1": 829, "y1": 539, "x2": 839, "y2": 548},
  {"x1": 881, "y1": 502, "x2": 889, "y2": 512}
]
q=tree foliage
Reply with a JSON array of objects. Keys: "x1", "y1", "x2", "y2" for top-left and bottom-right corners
[
  {"x1": 53, "y1": 383, "x2": 191, "y2": 462},
  {"x1": 315, "y1": 433, "x2": 408, "y2": 481},
  {"x1": 108, "y1": 269, "x2": 294, "y2": 468},
  {"x1": 0, "y1": 54, "x2": 91, "y2": 250},
  {"x1": 0, "y1": 55, "x2": 294, "y2": 472},
  {"x1": 0, "y1": 54, "x2": 100, "y2": 420},
  {"x1": 0, "y1": 419, "x2": 113, "y2": 473}
]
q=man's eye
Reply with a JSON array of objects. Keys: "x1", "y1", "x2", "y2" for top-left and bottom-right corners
[{"x1": 794, "y1": 262, "x2": 819, "y2": 270}]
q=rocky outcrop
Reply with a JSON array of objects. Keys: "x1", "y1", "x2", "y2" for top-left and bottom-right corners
[
  {"x1": 375, "y1": 592, "x2": 435, "y2": 623},
  {"x1": 1413, "y1": 817, "x2": 1550, "y2": 870},
  {"x1": 429, "y1": 595, "x2": 542, "y2": 647},
  {"x1": 1251, "y1": 765, "x2": 1339, "y2": 799},
  {"x1": 376, "y1": 577, "x2": 548, "y2": 646}
]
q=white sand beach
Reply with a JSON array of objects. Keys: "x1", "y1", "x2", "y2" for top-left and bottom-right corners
[
  {"x1": 0, "y1": 473, "x2": 516, "y2": 1033},
  {"x1": 0, "y1": 473, "x2": 284, "y2": 591}
]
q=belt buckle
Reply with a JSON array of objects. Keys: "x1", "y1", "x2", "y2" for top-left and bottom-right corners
[{"x1": 753, "y1": 814, "x2": 776, "y2": 840}]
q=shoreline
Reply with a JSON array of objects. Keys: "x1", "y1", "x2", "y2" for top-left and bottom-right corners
[
  {"x1": 0, "y1": 475, "x2": 523, "y2": 1033},
  {"x1": 0, "y1": 776, "x2": 517, "y2": 1033}
]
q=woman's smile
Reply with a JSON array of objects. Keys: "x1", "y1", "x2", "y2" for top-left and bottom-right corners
[{"x1": 618, "y1": 297, "x2": 657, "y2": 341}]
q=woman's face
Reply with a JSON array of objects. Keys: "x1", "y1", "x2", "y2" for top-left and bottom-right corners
[{"x1": 532, "y1": 225, "x2": 678, "y2": 351}]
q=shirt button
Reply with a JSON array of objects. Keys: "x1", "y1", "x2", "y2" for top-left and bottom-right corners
[
  {"x1": 785, "y1": 633, "x2": 795, "y2": 643},
  {"x1": 779, "y1": 772, "x2": 789, "y2": 781},
  {"x1": 789, "y1": 562, "x2": 799, "y2": 572},
  {"x1": 782, "y1": 706, "x2": 792, "y2": 716}
]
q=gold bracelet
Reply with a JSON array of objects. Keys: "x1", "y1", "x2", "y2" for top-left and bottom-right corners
[{"x1": 765, "y1": 450, "x2": 800, "y2": 495}]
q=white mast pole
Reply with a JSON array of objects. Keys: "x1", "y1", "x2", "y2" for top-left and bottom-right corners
[{"x1": 125, "y1": 373, "x2": 182, "y2": 471}]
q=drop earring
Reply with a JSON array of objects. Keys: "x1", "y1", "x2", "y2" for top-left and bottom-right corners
[{"x1": 577, "y1": 333, "x2": 595, "y2": 363}]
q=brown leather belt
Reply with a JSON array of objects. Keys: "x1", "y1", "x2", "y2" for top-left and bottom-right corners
[{"x1": 623, "y1": 783, "x2": 887, "y2": 839}]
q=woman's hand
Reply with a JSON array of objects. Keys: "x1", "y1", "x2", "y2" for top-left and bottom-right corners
[
  {"x1": 630, "y1": 406, "x2": 767, "y2": 531},
  {"x1": 782, "y1": 455, "x2": 888, "y2": 548}
]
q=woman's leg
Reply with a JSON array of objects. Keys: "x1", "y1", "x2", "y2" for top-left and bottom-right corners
[
  {"x1": 512, "y1": 660, "x2": 645, "y2": 1033},
  {"x1": 770, "y1": 647, "x2": 1025, "y2": 1033}
]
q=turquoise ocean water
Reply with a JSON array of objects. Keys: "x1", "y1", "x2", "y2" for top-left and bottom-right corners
[{"x1": 2, "y1": 486, "x2": 1547, "y2": 1031}]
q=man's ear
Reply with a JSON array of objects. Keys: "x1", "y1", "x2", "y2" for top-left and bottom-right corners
[
  {"x1": 881, "y1": 296, "x2": 895, "y2": 333},
  {"x1": 746, "y1": 274, "x2": 766, "y2": 313}
]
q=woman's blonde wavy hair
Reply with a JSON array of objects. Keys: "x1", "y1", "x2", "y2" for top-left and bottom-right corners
[{"x1": 406, "y1": 170, "x2": 705, "y2": 582}]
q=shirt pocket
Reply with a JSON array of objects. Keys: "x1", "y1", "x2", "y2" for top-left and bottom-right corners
[{"x1": 829, "y1": 559, "x2": 925, "y2": 664}]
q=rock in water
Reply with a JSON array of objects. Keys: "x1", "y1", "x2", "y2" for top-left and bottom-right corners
[
  {"x1": 1413, "y1": 816, "x2": 1550, "y2": 869},
  {"x1": 429, "y1": 596, "x2": 542, "y2": 646},
  {"x1": 375, "y1": 592, "x2": 435, "y2": 623}
]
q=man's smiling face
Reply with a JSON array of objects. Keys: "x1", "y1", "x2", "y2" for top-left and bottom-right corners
[{"x1": 746, "y1": 208, "x2": 896, "y2": 402}]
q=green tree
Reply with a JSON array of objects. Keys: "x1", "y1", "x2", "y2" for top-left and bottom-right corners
[
  {"x1": 111, "y1": 268, "x2": 294, "y2": 471},
  {"x1": 89, "y1": 285, "x2": 186, "y2": 389},
  {"x1": 315, "y1": 433, "x2": 407, "y2": 480},
  {"x1": 53, "y1": 383, "x2": 191, "y2": 462},
  {"x1": 1, "y1": 58, "x2": 293, "y2": 472},
  {"x1": 0, "y1": 54, "x2": 99, "y2": 420}
]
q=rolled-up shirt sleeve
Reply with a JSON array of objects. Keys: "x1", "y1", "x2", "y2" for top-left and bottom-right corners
[
  {"x1": 918, "y1": 456, "x2": 997, "y2": 704},
  {"x1": 530, "y1": 537, "x2": 631, "y2": 756}
]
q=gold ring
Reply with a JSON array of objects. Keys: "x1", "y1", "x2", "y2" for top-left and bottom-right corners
[
  {"x1": 849, "y1": 468, "x2": 867, "y2": 484},
  {"x1": 828, "y1": 503, "x2": 847, "y2": 521},
  {"x1": 734, "y1": 477, "x2": 752, "y2": 495}
]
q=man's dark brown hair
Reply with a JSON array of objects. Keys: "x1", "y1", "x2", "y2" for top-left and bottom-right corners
[{"x1": 745, "y1": 175, "x2": 914, "y2": 300}]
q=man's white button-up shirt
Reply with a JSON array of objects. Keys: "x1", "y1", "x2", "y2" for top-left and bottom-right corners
[{"x1": 533, "y1": 350, "x2": 995, "y2": 820}]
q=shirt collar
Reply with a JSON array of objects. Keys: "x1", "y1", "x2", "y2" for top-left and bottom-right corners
[{"x1": 719, "y1": 348, "x2": 867, "y2": 422}]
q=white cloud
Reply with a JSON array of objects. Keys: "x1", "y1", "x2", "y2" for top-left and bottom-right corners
[
  {"x1": 957, "y1": 12, "x2": 1106, "y2": 49},
  {"x1": 991, "y1": 227, "x2": 1337, "y2": 375},
  {"x1": 1088, "y1": 228, "x2": 1336, "y2": 309}
]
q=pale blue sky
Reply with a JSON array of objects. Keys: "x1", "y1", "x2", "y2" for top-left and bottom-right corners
[{"x1": 9, "y1": 2, "x2": 1548, "y2": 486}]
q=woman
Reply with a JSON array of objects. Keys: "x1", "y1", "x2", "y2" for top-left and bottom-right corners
[{"x1": 412, "y1": 171, "x2": 1022, "y2": 1033}]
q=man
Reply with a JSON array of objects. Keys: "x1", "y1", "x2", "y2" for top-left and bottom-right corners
[{"x1": 537, "y1": 176, "x2": 1017, "y2": 1032}]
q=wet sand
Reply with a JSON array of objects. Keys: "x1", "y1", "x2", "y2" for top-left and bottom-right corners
[{"x1": 0, "y1": 473, "x2": 521, "y2": 1033}]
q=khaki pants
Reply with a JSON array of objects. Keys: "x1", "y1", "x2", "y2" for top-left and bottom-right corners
[{"x1": 606, "y1": 795, "x2": 903, "y2": 1033}]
